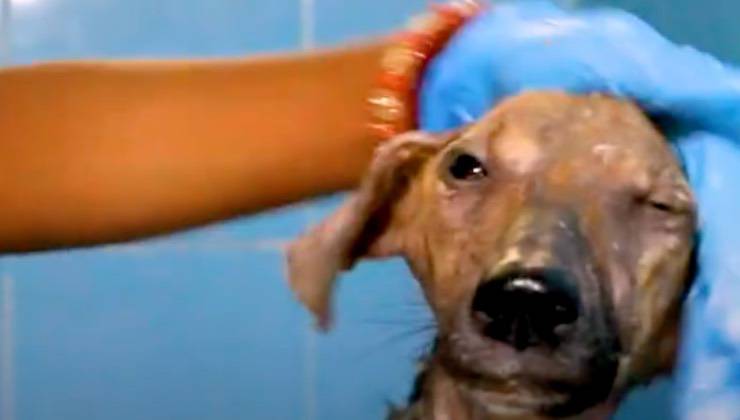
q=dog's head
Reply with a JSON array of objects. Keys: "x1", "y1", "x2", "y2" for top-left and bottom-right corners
[{"x1": 286, "y1": 92, "x2": 696, "y2": 418}]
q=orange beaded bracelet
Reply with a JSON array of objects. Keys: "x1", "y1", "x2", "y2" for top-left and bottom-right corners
[{"x1": 368, "y1": 0, "x2": 485, "y2": 140}]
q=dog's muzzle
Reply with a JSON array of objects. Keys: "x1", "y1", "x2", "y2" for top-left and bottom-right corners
[
  {"x1": 468, "y1": 207, "x2": 616, "y2": 354},
  {"x1": 472, "y1": 268, "x2": 581, "y2": 351}
]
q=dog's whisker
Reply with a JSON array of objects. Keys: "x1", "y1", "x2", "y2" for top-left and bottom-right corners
[
  {"x1": 373, "y1": 299, "x2": 431, "y2": 311},
  {"x1": 361, "y1": 313, "x2": 436, "y2": 330},
  {"x1": 353, "y1": 324, "x2": 438, "y2": 363}
]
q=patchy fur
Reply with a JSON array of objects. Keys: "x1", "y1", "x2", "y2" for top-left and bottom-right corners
[{"x1": 287, "y1": 92, "x2": 696, "y2": 419}]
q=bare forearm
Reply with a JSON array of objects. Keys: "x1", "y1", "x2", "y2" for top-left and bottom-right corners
[{"x1": 0, "y1": 41, "x2": 387, "y2": 252}]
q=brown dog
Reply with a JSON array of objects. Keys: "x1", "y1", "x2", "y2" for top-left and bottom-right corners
[{"x1": 286, "y1": 91, "x2": 697, "y2": 419}]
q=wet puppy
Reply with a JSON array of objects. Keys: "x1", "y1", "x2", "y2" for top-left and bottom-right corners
[{"x1": 286, "y1": 91, "x2": 697, "y2": 419}]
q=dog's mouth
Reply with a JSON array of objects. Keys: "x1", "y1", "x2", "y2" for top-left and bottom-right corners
[{"x1": 436, "y1": 270, "x2": 620, "y2": 417}]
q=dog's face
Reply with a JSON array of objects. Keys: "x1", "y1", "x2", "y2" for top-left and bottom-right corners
[{"x1": 287, "y1": 92, "x2": 696, "y2": 418}]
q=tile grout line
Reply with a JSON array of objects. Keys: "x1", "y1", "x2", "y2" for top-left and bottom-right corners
[
  {"x1": 1, "y1": 3, "x2": 15, "y2": 420},
  {"x1": 1, "y1": 275, "x2": 16, "y2": 420},
  {"x1": 300, "y1": 0, "x2": 315, "y2": 51},
  {"x1": 299, "y1": 0, "x2": 317, "y2": 419},
  {"x1": 0, "y1": 0, "x2": 9, "y2": 63},
  {"x1": 303, "y1": 318, "x2": 317, "y2": 420},
  {"x1": 300, "y1": 207, "x2": 319, "y2": 420}
]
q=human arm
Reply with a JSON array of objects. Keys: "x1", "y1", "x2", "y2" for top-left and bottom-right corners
[{"x1": 0, "y1": 40, "x2": 387, "y2": 252}]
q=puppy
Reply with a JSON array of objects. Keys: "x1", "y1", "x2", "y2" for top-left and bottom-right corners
[{"x1": 286, "y1": 91, "x2": 697, "y2": 419}]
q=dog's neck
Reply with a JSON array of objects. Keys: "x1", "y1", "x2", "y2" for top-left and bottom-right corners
[{"x1": 391, "y1": 362, "x2": 616, "y2": 420}]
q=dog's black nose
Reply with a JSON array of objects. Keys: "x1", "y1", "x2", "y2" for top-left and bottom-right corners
[{"x1": 471, "y1": 269, "x2": 580, "y2": 351}]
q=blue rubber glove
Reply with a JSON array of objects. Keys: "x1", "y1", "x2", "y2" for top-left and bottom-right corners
[{"x1": 419, "y1": 2, "x2": 740, "y2": 419}]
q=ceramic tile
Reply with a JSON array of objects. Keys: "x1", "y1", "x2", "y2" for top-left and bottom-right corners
[{"x1": 10, "y1": 0, "x2": 300, "y2": 63}]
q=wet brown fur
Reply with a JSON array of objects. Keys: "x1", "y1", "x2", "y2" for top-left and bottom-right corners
[{"x1": 286, "y1": 91, "x2": 697, "y2": 419}]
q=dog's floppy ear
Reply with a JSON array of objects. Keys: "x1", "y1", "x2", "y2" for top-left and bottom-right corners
[{"x1": 286, "y1": 131, "x2": 445, "y2": 330}]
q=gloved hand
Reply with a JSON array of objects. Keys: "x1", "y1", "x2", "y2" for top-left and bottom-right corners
[
  {"x1": 419, "y1": 0, "x2": 740, "y2": 139},
  {"x1": 419, "y1": 2, "x2": 740, "y2": 419}
]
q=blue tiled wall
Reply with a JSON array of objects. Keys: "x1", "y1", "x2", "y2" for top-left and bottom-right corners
[
  {"x1": 0, "y1": 1, "x2": 738, "y2": 420},
  {"x1": 586, "y1": 0, "x2": 740, "y2": 63}
]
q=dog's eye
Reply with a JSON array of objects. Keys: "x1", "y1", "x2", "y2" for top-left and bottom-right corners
[
  {"x1": 649, "y1": 200, "x2": 673, "y2": 212},
  {"x1": 639, "y1": 195, "x2": 680, "y2": 214},
  {"x1": 448, "y1": 152, "x2": 487, "y2": 181}
]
